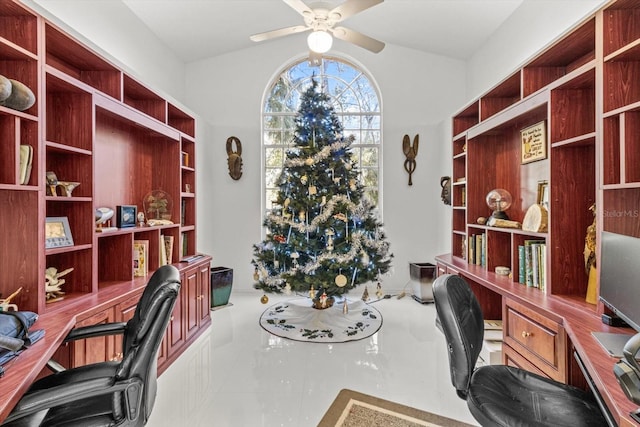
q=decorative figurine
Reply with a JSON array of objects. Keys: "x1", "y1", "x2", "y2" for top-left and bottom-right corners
[
  {"x1": 0, "y1": 287, "x2": 22, "y2": 311},
  {"x1": 45, "y1": 266, "x2": 74, "y2": 302},
  {"x1": 402, "y1": 134, "x2": 419, "y2": 186}
]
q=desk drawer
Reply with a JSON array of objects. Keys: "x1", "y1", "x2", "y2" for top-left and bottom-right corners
[{"x1": 503, "y1": 298, "x2": 567, "y2": 382}]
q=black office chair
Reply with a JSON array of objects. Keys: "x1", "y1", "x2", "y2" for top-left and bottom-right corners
[
  {"x1": 2, "y1": 264, "x2": 181, "y2": 427},
  {"x1": 433, "y1": 274, "x2": 607, "y2": 427}
]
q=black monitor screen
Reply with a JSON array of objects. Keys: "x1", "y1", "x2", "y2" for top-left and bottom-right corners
[{"x1": 599, "y1": 231, "x2": 640, "y2": 332}]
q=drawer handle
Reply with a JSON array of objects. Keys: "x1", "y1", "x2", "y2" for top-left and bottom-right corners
[{"x1": 521, "y1": 331, "x2": 532, "y2": 338}]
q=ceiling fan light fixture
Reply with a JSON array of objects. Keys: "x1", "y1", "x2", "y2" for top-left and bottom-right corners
[{"x1": 307, "y1": 30, "x2": 333, "y2": 53}]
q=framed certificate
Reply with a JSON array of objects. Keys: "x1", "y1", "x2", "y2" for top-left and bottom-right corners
[{"x1": 45, "y1": 217, "x2": 74, "y2": 249}]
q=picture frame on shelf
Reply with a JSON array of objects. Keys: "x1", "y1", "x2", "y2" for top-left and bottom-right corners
[
  {"x1": 116, "y1": 205, "x2": 137, "y2": 228},
  {"x1": 537, "y1": 180, "x2": 549, "y2": 209},
  {"x1": 521, "y1": 121, "x2": 547, "y2": 164},
  {"x1": 45, "y1": 217, "x2": 74, "y2": 249}
]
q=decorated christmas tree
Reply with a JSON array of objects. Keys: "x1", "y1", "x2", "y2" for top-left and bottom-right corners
[{"x1": 252, "y1": 79, "x2": 392, "y2": 304}]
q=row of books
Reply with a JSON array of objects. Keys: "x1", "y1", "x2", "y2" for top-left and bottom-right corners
[
  {"x1": 467, "y1": 233, "x2": 486, "y2": 266},
  {"x1": 133, "y1": 235, "x2": 174, "y2": 277},
  {"x1": 518, "y1": 240, "x2": 546, "y2": 291}
]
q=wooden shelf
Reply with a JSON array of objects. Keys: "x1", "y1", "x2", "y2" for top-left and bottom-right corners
[{"x1": 444, "y1": 2, "x2": 640, "y2": 425}]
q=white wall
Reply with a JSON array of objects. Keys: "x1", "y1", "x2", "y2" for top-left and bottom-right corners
[
  {"x1": 19, "y1": 0, "x2": 607, "y2": 296},
  {"x1": 25, "y1": 0, "x2": 186, "y2": 103},
  {"x1": 186, "y1": 40, "x2": 465, "y2": 293},
  {"x1": 466, "y1": 0, "x2": 606, "y2": 100}
]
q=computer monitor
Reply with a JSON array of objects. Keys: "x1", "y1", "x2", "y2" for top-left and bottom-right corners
[{"x1": 599, "y1": 231, "x2": 640, "y2": 333}]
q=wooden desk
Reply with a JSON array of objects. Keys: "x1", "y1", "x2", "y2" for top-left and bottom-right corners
[
  {"x1": 0, "y1": 312, "x2": 75, "y2": 422},
  {"x1": 436, "y1": 253, "x2": 638, "y2": 427}
]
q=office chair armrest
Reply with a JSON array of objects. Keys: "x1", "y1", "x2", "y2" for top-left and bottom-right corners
[
  {"x1": 3, "y1": 376, "x2": 142, "y2": 423},
  {"x1": 64, "y1": 322, "x2": 127, "y2": 342}
]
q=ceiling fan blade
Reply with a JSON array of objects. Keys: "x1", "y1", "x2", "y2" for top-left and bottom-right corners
[
  {"x1": 282, "y1": 0, "x2": 314, "y2": 18},
  {"x1": 308, "y1": 50, "x2": 322, "y2": 67},
  {"x1": 329, "y1": 0, "x2": 383, "y2": 22},
  {"x1": 250, "y1": 25, "x2": 310, "y2": 42},
  {"x1": 332, "y1": 26, "x2": 385, "y2": 53}
]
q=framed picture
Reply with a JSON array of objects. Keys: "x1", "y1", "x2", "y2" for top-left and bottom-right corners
[
  {"x1": 116, "y1": 205, "x2": 138, "y2": 228},
  {"x1": 537, "y1": 180, "x2": 549, "y2": 208},
  {"x1": 45, "y1": 217, "x2": 74, "y2": 249},
  {"x1": 133, "y1": 240, "x2": 149, "y2": 277},
  {"x1": 521, "y1": 121, "x2": 547, "y2": 164}
]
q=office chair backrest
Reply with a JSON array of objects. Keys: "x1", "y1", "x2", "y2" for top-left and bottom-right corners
[
  {"x1": 432, "y1": 274, "x2": 484, "y2": 399},
  {"x1": 116, "y1": 265, "x2": 181, "y2": 424}
]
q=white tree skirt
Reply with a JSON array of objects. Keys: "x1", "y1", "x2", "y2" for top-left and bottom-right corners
[{"x1": 259, "y1": 297, "x2": 383, "y2": 343}]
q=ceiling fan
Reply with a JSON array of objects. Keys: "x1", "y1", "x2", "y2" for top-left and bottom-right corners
[{"x1": 250, "y1": 0, "x2": 385, "y2": 60}]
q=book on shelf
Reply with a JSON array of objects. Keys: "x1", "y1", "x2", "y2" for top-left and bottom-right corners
[
  {"x1": 467, "y1": 233, "x2": 486, "y2": 266},
  {"x1": 163, "y1": 235, "x2": 174, "y2": 265},
  {"x1": 159, "y1": 236, "x2": 167, "y2": 266},
  {"x1": 133, "y1": 240, "x2": 149, "y2": 277},
  {"x1": 519, "y1": 240, "x2": 546, "y2": 289},
  {"x1": 19, "y1": 145, "x2": 33, "y2": 185}
]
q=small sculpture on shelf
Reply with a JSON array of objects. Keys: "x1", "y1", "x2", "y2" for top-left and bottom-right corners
[
  {"x1": 0, "y1": 287, "x2": 22, "y2": 311},
  {"x1": 45, "y1": 267, "x2": 74, "y2": 303},
  {"x1": 486, "y1": 188, "x2": 521, "y2": 228},
  {"x1": 46, "y1": 171, "x2": 80, "y2": 197},
  {"x1": 95, "y1": 207, "x2": 117, "y2": 232},
  {"x1": 143, "y1": 190, "x2": 174, "y2": 226},
  {"x1": 0, "y1": 74, "x2": 36, "y2": 111}
]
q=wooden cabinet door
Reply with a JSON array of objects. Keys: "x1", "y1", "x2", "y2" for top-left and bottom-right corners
[
  {"x1": 167, "y1": 286, "x2": 186, "y2": 356},
  {"x1": 184, "y1": 267, "x2": 199, "y2": 341},
  {"x1": 197, "y1": 263, "x2": 211, "y2": 326},
  {"x1": 113, "y1": 292, "x2": 142, "y2": 361},
  {"x1": 72, "y1": 307, "x2": 116, "y2": 367}
]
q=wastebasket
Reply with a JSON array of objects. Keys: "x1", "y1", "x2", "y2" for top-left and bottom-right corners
[
  {"x1": 210, "y1": 267, "x2": 233, "y2": 308},
  {"x1": 409, "y1": 262, "x2": 436, "y2": 303}
]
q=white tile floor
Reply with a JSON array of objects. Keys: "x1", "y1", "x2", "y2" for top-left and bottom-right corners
[{"x1": 148, "y1": 292, "x2": 478, "y2": 427}]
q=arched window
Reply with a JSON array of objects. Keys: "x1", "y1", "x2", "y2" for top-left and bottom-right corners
[{"x1": 262, "y1": 56, "x2": 382, "y2": 215}]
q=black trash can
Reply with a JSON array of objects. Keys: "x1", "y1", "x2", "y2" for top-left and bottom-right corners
[
  {"x1": 409, "y1": 262, "x2": 436, "y2": 303},
  {"x1": 210, "y1": 267, "x2": 233, "y2": 308}
]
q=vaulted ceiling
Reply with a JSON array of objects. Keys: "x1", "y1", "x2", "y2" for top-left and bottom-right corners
[{"x1": 121, "y1": 0, "x2": 524, "y2": 63}]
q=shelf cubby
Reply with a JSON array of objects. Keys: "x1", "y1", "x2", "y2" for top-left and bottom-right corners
[
  {"x1": 603, "y1": 0, "x2": 640, "y2": 57},
  {"x1": 97, "y1": 233, "x2": 134, "y2": 284},
  {"x1": 550, "y1": 69, "x2": 595, "y2": 143},
  {"x1": 45, "y1": 23, "x2": 121, "y2": 100},
  {"x1": 479, "y1": 71, "x2": 521, "y2": 121},
  {"x1": 452, "y1": 101, "x2": 479, "y2": 136},
  {"x1": 46, "y1": 73, "x2": 93, "y2": 151},
  {"x1": 46, "y1": 198, "x2": 94, "y2": 248},
  {"x1": 93, "y1": 108, "x2": 180, "y2": 223},
  {"x1": 523, "y1": 18, "x2": 595, "y2": 98},
  {"x1": 169, "y1": 103, "x2": 196, "y2": 137},
  {"x1": 45, "y1": 247, "x2": 93, "y2": 297},
  {"x1": 602, "y1": 188, "x2": 640, "y2": 237},
  {"x1": 123, "y1": 74, "x2": 166, "y2": 123},
  {"x1": 0, "y1": 40, "x2": 38, "y2": 118},
  {"x1": 0, "y1": 1, "x2": 38, "y2": 56}
]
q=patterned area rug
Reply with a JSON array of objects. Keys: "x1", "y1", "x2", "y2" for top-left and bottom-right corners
[
  {"x1": 318, "y1": 389, "x2": 476, "y2": 427},
  {"x1": 259, "y1": 298, "x2": 382, "y2": 343}
]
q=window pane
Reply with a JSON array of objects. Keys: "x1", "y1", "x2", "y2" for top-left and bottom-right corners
[
  {"x1": 362, "y1": 130, "x2": 381, "y2": 145},
  {"x1": 263, "y1": 57, "x2": 382, "y2": 222},
  {"x1": 265, "y1": 148, "x2": 284, "y2": 168},
  {"x1": 265, "y1": 168, "x2": 282, "y2": 188},
  {"x1": 362, "y1": 148, "x2": 378, "y2": 167}
]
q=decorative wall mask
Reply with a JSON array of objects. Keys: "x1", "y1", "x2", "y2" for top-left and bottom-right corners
[
  {"x1": 440, "y1": 176, "x2": 451, "y2": 205},
  {"x1": 226, "y1": 136, "x2": 243, "y2": 180},
  {"x1": 402, "y1": 134, "x2": 419, "y2": 185}
]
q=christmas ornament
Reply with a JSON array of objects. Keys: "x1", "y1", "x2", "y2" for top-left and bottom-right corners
[
  {"x1": 376, "y1": 282, "x2": 383, "y2": 299},
  {"x1": 261, "y1": 294, "x2": 269, "y2": 304},
  {"x1": 335, "y1": 273, "x2": 347, "y2": 287},
  {"x1": 253, "y1": 267, "x2": 259, "y2": 281},
  {"x1": 309, "y1": 284, "x2": 316, "y2": 299},
  {"x1": 308, "y1": 185, "x2": 317, "y2": 195},
  {"x1": 300, "y1": 175, "x2": 308, "y2": 184},
  {"x1": 305, "y1": 157, "x2": 314, "y2": 166},
  {"x1": 362, "y1": 286, "x2": 370, "y2": 301}
]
